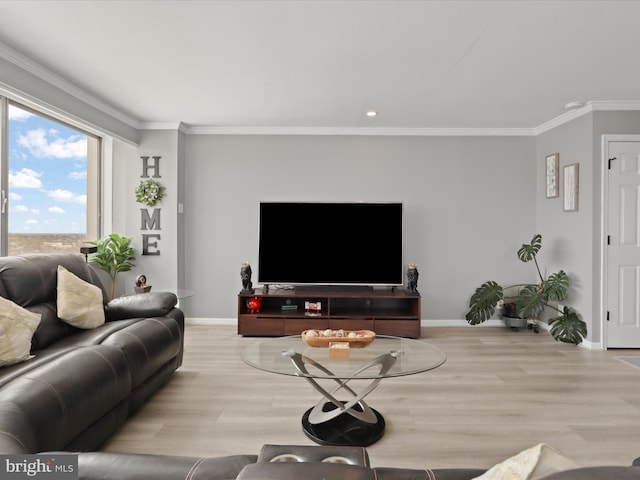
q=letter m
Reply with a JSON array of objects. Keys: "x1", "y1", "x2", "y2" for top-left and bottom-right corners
[{"x1": 140, "y1": 209, "x2": 161, "y2": 230}]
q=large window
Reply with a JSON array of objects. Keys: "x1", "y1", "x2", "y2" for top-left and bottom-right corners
[{"x1": 1, "y1": 100, "x2": 100, "y2": 255}]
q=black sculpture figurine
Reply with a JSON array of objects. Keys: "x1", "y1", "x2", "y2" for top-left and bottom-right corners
[
  {"x1": 240, "y1": 262, "x2": 254, "y2": 294},
  {"x1": 406, "y1": 263, "x2": 419, "y2": 294}
]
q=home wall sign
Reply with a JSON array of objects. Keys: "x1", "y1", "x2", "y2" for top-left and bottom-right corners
[{"x1": 137, "y1": 156, "x2": 163, "y2": 255}]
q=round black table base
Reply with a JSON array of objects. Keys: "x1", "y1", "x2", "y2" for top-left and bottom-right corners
[{"x1": 301, "y1": 402, "x2": 386, "y2": 447}]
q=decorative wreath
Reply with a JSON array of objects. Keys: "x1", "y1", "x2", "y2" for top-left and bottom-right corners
[{"x1": 135, "y1": 179, "x2": 165, "y2": 207}]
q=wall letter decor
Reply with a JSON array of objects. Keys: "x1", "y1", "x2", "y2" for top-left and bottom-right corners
[
  {"x1": 138, "y1": 156, "x2": 163, "y2": 255},
  {"x1": 140, "y1": 156, "x2": 161, "y2": 178},
  {"x1": 141, "y1": 209, "x2": 161, "y2": 230}
]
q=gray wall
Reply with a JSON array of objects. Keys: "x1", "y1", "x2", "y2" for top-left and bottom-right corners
[
  {"x1": 536, "y1": 114, "x2": 594, "y2": 340},
  {"x1": 184, "y1": 134, "x2": 536, "y2": 320},
  {"x1": 536, "y1": 111, "x2": 640, "y2": 345}
]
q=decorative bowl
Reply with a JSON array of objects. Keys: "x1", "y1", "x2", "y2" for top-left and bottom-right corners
[{"x1": 301, "y1": 329, "x2": 376, "y2": 348}]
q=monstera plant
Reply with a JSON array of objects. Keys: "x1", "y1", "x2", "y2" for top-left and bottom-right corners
[
  {"x1": 465, "y1": 234, "x2": 587, "y2": 345},
  {"x1": 87, "y1": 233, "x2": 136, "y2": 300}
]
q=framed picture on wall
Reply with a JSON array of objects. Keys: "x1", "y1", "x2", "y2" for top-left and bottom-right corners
[
  {"x1": 563, "y1": 163, "x2": 579, "y2": 211},
  {"x1": 545, "y1": 153, "x2": 559, "y2": 198}
]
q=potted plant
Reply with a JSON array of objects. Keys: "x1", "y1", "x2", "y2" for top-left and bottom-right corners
[
  {"x1": 87, "y1": 233, "x2": 136, "y2": 300},
  {"x1": 465, "y1": 234, "x2": 587, "y2": 345}
]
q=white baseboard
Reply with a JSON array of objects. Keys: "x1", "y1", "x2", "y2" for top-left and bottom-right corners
[
  {"x1": 186, "y1": 317, "x2": 236, "y2": 325},
  {"x1": 186, "y1": 318, "x2": 537, "y2": 328},
  {"x1": 424, "y1": 319, "x2": 506, "y2": 327}
]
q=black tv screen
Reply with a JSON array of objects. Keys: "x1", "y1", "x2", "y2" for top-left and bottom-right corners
[{"x1": 258, "y1": 202, "x2": 403, "y2": 286}]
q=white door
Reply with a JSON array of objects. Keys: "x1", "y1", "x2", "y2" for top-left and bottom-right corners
[{"x1": 606, "y1": 140, "x2": 640, "y2": 348}]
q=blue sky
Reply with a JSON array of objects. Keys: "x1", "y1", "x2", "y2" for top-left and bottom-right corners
[{"x1": 8, "y1": 104, "x2": 87, "y2": 234}]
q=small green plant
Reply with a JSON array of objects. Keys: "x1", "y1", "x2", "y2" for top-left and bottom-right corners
[
  {"x1": 88, "y1": 233, "x2": 136, "y2": 300},
  {"x1": 465, "y1": 234, "x2": 587, "y2": 345}
]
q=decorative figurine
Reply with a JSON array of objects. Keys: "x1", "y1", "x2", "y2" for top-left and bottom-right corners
[
  {"x1": 406, "y1": 263, "x2": 419, "y2": 294},
  {"x1": 240, "y1": 262, "x2": 254, "y2": 293},
  {"x1": 246, "y1": 296, "x2": 262, "y2": 313},
  {"x1": 134, "y1": 274, "x2": 152, "y2": 293}
]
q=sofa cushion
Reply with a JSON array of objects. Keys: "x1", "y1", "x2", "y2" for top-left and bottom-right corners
[
  {"x1": 375, "y1": 467, "x2": 487, "y2": 480},
  {"x1": 28, "y1": 301, "x2": 77, "y2": 351},
  {"x1": 101, "y1": 317, "x2": 182, "y2": 388},
  {"x1": 57, "y1": 265, "x2": 105, "y2": 329},
  {"x1": 0, "y1": 296, "x2": 41, "y2": 366},
  {"x1": 237, "y1": 462, "x2": 376, "y2": 480},
  {"x1": 0, "y1": 345, "x2": 131, "y2": 452},
  {"x1": 0, "y1": 254, "x2": 107, "y2": 308},
  {"x1": 540, "y1": 466, "x2": 640, "y2": 479}
]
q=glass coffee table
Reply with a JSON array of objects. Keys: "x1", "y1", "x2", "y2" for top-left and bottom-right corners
[{"x1": 242, "y1": 335, "x2": 446, "y2": 446}]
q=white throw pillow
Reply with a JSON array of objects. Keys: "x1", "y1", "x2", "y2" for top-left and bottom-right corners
[
  {"x1": 0, "y1": 296, "x2": 41, "y2": 366},
  {"x1": 57, "y1": 265, "x2": 105, "y2": 329},
  {"x1": 473, "y1": 444, "x2": 579, "y2": 480}
]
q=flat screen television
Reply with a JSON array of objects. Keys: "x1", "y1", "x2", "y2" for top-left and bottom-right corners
[{"x1": 258, "y1": 202, "x2": 403, "y2": 287}]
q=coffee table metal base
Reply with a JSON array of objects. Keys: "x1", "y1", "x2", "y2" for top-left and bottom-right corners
[{"x1": 302, "y1": 402, "x2": 386, "y2": 447}]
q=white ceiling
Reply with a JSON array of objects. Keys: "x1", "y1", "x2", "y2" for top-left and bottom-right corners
[{"x1": 0, "y1": 0, "x2": 639, "y2": 131}]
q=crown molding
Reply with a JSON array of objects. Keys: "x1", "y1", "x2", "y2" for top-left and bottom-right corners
[
  {"x1": 183, "y1": 126, "x2": 536, "y2": 136},
  {"x1": 534, "y1": 105, "x2": 592, "y2": 135},
  {"x1": 590, "y1": 100, "x2": 640, "y2": 111},
  {"x1": 535, "y1": 100, "x2": 640, "y2": 135},
  {"x1": 0, "y1": 40, "x2": 141, "y2": 129},
  {"x1": 141, "y1": 121, "x2": 190, "y2": 133}
]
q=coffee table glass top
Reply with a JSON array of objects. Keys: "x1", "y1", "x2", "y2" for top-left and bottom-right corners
[{"x1": 242, "y1": 335, "x2": 446, "y2": 380}]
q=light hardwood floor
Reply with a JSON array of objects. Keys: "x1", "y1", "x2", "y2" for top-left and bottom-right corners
[{"x1": 100, "y1": 324, "x2": 640, "y2": 470}]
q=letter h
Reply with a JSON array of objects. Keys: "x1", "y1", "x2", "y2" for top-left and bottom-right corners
[{"x1": 140, "y1": 156, "x2": 161, "y2": 178}]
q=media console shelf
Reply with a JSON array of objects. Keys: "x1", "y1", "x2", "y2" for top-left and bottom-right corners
[{"x1": 238, "y1": 288, "x2": 421, "y2": 338}]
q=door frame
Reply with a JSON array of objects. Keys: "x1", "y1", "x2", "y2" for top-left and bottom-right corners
[{"x1": 600, "y1": 134, "x2": 640, "y2": 349}]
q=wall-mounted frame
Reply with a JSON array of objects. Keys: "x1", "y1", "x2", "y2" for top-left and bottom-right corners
[
  {"x1": 545, "y1": 153, "x2": 559, "y2": 198},
  {"x1": 563, "y1": 163, "x2": 579, "y2": 211}
]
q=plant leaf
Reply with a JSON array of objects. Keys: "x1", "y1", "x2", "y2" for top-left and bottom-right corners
[
  {"x1": 466, "y1": 281, "x2": 503, "y2": 325},
  {"x1": 549, "y1": 307, "x2": 587, "y2": 345},
  {"x1": 517, "y1": 233, "x2": 542, "y2": 263},
  {"x1": 516, "y1": 284, "x2": 547, "y2": 319},
  {"x1": 543, "y1": 270, "x2": 569, "y2": 302}
]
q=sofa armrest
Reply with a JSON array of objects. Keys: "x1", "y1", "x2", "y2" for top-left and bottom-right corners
[
  {"x1": 105, "y1": 292, "x2": 178, "y2": 321},
  {"x1": 70, "y1": 452, "x2": 258, "y2": 480}
]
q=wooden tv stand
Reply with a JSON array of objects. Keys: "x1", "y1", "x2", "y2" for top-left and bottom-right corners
[{"x1": 238, "y1": 287, "x2": 421, "y2": 338}]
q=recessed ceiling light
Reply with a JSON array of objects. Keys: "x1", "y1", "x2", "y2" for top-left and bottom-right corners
[
  {"x1": 366, "y1": 110, "x2": 378, "y2": 117},
  {"x1": 564, "y1": 101, "x2": 585, "y2": 110}
]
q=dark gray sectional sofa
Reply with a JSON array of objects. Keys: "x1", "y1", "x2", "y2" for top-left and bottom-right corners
[
  {"x1": 0, "y1": 253, "x2": 184, "y2": 454},
  {"x1": 73, "y1": 444, "x2": 640, "y2": 480}
]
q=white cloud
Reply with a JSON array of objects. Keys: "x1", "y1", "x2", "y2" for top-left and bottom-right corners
[
  {"x1": 9, "y1": 192, "x2": 22, "y2": 201},
  {"x1": 17, "y1": 128, "x2": 87, "y2": 159},
  {"x1": 48, "y1": 206, "x2": 66, "y2": 214},
  {"x1": 9, "y1": 168, "x2": 42, "y2": 189},
  {"x1": 68, "y1": 171, "x2": 87, "y2": 180},
  {"x1": 12, "y1": 205, "x2": 28, "y2": 213},
  {"x1": 47, "y1": 189, "x2": 86, "y2": 205},
  {"x1": 25, "y1": 219, "x2": 38, "y2": 225},
  {"x1": 8, "y1": 107, "x2": 32, "y2": 121},
  {"x1": 31, "y1": 209, "x2": 40, "y2": 215}
]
